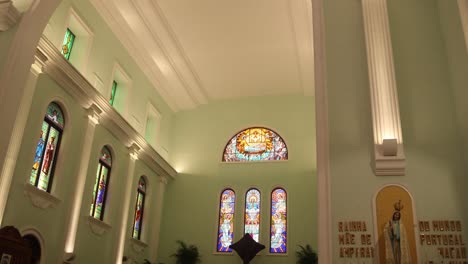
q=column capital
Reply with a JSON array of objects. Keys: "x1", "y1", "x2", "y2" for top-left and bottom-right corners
[
  {"x1": 86, "y1": 103, "x2": 102, "y2": 125},
  {"x1": 128, "y1": 143, "x2": 140, "y2": 160},
  {"x1": 0, "y1": 1, "x2": 20, "y2": 32},
  {"x1": 158, "y1": 175, "x2": 168, "y2": 185}
]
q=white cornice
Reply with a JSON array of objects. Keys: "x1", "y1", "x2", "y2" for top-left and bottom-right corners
[
  {"x1": 0, "y1": 1, "x2": 20, "y2": 32},
  {"x1": 89, "y1": 0, "x2": 180, "y2": 112},
  {"x1": 133, "y1": 0, "x2": 209, "y2": 105},
  {"x1": 90, "y1": 0, "x2": 209, "y2": 111},
  {"x1": 37, "y1": 36, "x2": 177, "y2": 179},
  {"x1": 287, "y1": 0, "x2": 315, "y2": 96}
]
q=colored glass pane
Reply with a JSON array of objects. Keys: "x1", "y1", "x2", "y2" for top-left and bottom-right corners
[
  {"x1": 109, "y1": 81, "x2": 117, "y2": 106},
  {"x1": 90, "y1": 147, "x2": 112, "y2": 220},
  {"x1": 217, "y1": 189, "x2": 235, "y2": 252},
  {"x1": 132, "y1": 178, "x2": 146, "y2": 240},
  {"x1": 244, "y1": 189, "x2": 261, "y2": 242},
  {"x1": 222, "y1": 127, "x2": 288, "y2": 162},
  {"x1": 30, "y1": 103, "x2": 64, "y2": 192},
  {"x1": 270, "y1": 188, "x2": 287, "y2": 253},
  {"x1": 61, "y1": 28, "x2": 75, "y2": 60},
  {"x1": 45, "y1": 102, "x2": 65, "y2": 128}
]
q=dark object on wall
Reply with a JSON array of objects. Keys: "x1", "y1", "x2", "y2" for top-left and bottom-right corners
[
  {"x1": 229, "y1": 234, "x2": 265, "y2": 264},
  {"x1": 171, "y1": 240, "x2": 201, "y2": 264},
  {"x1": 296, "y1": 244, "x2": 318, "y2": 264},
  {"x1": 0, "y1": 226, "x2": 32, "y2": 264}
]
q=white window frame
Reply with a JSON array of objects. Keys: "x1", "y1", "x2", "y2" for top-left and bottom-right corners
[
  {"x1": 144, "y1": 103, "x2": 162, "y2": 150},
  {"x1": 109, "y1": 62, "x2": 132, "y2": 118}
]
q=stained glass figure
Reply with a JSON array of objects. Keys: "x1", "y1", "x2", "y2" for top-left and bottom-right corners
[
  {"x1": 244, "y1": 189, "x2": 261, "y2": 242},
  {"x1": 217, "y1": 189, "x2": 236, "y2": 252},
  {"x1": 61, "y1": 28, "x2": 75, "y2": 60},
  {"x1": 109, "y1": 81, "x2": 117, "y2": 106},
  {"x1": 90, "y1": 146, "x2": 112, "y2": 220},
  {"x1": 222, "y1": 127, "x2": 288, "y2": 162},
  {"x1": 30, "y1": 102, "x2": 64, "y2": 192},
  {"x1": 270, "y1": 188, "x2": 287, "y2": 253},
  {"x1": 132, "y1": 177, "x2": 146, "y2": 240}
]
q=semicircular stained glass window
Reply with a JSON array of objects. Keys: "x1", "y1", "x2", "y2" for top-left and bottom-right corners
[{"x1": 222, "y1": 127, "x2": 288, "y2": 162}]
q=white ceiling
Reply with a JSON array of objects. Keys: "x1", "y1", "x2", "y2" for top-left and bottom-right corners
[{"x1": 91, "y1": 0, "x2": 315, "y2": 111}]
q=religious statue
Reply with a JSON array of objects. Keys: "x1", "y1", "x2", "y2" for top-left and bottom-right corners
[{"x1": 384, "y1": 200, "x2": 411, "y2": 264}]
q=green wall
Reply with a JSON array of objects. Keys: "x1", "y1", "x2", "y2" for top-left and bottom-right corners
[
  {"x1": 325, "y1": 0, "x2": 468, "y2": 261},
  {"x1": 158, "y1": 95, "x2": 317, "y2": 264}
]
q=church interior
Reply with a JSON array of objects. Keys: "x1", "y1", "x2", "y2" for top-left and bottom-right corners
[{"x1": 0, "y1": 0, "x2": 468, "y2": 263}]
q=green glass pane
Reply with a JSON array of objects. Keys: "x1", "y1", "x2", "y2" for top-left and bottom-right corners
[
  {"x1": 46, "y1": 102, "x2": 65, "y2": 127},
  {"x1": 90, "y1": 164, "x2": 101, "y2": 216},
  {"x1": 109, "y1": 81, "x2": 117, "y2": 106},
  {"x1": 61, "y1": 28, "x2": 75, "y2": 60}
]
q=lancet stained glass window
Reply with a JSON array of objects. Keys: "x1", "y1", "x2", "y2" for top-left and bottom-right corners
[
  {"x1": 270, "y1": 188, "x2": 287, "y2": 253},
  {"x1": 61, "y1": 28, "x2": 75, "y2": 60},
  {"x1": 132, "y1": 177, "x2": 146, "y2": 240},
  {"x1": 90, "y1": 146, "x2": 112, "y2": 220},
  {"x1": 244, "y1": 189, "x2": 261, "y2": 242},
  {"x1": 30, "y1": 102, "x2": 64, "y2": 192},
  {"x1": 217, "y1": 189, "x2": 235, "y2": 252},
  {"x1": 109, "y1": 81, "x2": 117, "y2": 106},
  {"x1": 222, "y1": 127, "x2": 288, "y2": 162}
]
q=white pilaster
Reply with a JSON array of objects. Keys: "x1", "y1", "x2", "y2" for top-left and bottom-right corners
[
  {"x1": 115, "y1": 143, "x2": 140, "y2": 264},
  {"x1": 458, "y1": 0, "x2": 468, "y2": 53},
  {"x1": 0, "y1": 52, "x2": 47, "y2": 225},
  {"x1": 148, "y1": 175, "x2": 167, "y2": 263},
  {"x1": 63, "y1": 104, "x2": 101, "y2": 258},
  {"x1": 0, "y1": 1, "x2": 20, "y2": 31},
  {"x1": 362, "y1": 0, "x2": 406, "y2": 176}
]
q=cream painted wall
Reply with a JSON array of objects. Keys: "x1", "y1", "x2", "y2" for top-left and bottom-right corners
[
  {"x1": 325, "y1": 0, "x2": 468, "y2": 262},
  {"x1": 157, "y1": 95, "x2": 317, "y2": 264}
]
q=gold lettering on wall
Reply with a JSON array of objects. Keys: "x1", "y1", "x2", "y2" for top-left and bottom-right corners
[{"x1": 337, "y1": 221, "x2": 374, "y2": 259}]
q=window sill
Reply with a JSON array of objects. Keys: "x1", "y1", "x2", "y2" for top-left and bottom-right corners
[
  {"x1": 130, "y1": 238, "x2": 148, "y2": 253},
  {"x1": 24, "y1": 183, "x2": 61, "y2": 209},
  {"x1": 87, "y1": 216, "x2": 112, "y2": 236}
]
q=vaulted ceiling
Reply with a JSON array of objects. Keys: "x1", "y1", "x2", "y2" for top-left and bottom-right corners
[{"x1": 91, "y1": 0, "x2": 315, "y2": 111}]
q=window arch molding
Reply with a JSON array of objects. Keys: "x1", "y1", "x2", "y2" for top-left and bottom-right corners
[
  {"x1": 221, "y1": 126, "x2": 288, "y2": 162},
  {"x1": 20, "y1": 227, "x2": 46, "y2": 264},
  {"x1": 132, "y1": 175, "x2": 149, "y2": 241},
  {"x1": 90, "y1": 145, "x2": 114, "y2": 221},
  {"x1": 29, "y1": 100, "x2": 69, "y2": 192}
]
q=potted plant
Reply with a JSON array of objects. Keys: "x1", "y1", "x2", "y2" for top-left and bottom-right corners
[
  {"x1": 296, "y1": 244, "x2": 318, "y2": 264},
  {"x1": 171, "y1": 240, "x2": 201, "y2": 264}
]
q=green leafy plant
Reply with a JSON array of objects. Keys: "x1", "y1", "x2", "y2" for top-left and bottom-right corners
[
  {"x1": 296, "y1": 244, "x2": 318, "y2": 264},
  {"x1": 171, "y1": 240, "x2": 201, "y2": 264}
]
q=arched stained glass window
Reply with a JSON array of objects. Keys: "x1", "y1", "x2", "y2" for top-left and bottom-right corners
[
  {"x1": 270, "y1": 188, "x2": 287, "y2": 254},
  {"x1": 217, "y1": 189, "x2": 235, "y2": 252},
  {"x1": 222, "y1": 127, "x2": 288, "y2": 162},
  {"x1": 90, "y1": 146, "x2": 112, "y2": 220},
  {"x1": 244, "y1": 189, "x2": 261, "y2": 242},
  {"x1": 30, "y1": 102, "x2": 65, "y2": 192},
  {"x1": 132, "y1": 177, "x2": 146, "y2": 240}
]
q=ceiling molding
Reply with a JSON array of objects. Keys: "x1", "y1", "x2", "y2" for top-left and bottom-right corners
[
  {"x1": 90, "y1": 0, "x2": 186, "y2": 111},
  {"x1": 287, "y1": 0, "x2": 315, "y2": 96},
  {"x1": 136, "y1": 0, "x2": 209, "y2": 104}
]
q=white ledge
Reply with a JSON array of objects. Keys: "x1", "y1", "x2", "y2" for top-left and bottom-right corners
[
  {"x1": 0, "y1": 1, "x2": 20, "y2": 32},
  {"x1": 24, "y1": 183, "x2": 61, "y2": 209},
  {"x1": 129, "y1": 238, "x2": 148, "y2": 253},
  {"x1": 373, "y1": 144, "x2": 406, "y2": 176},
  {"x1": 87, "y1": 216, "x2": 112, "y2": 236}
]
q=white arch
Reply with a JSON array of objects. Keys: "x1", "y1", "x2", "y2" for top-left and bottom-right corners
[{"x1": 20, "y1": 226, "x2": 46, "y2": 264}]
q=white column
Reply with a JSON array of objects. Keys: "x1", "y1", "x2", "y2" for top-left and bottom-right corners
[
  {"x1": 114, "y1": 143, "x2": 140, "y2": 264},
  {"x1": 63, "y1": 104, "x2": 101, "y2": 260},
  {"x1": 0, "y1": 54, "x2": 46, "y2": 225},
  {"x1": 148, "y1": 175, "x2": 168, "y2": 263},
  {"x1": 0, "y1": 1, "x2": 20, "y2": 31},
  {"x1": 362, "y1": 0, "x2": 406, "y2": 176},
  {"x1": 458, "y1": 0, "x2": 468, "y2": 53}
]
